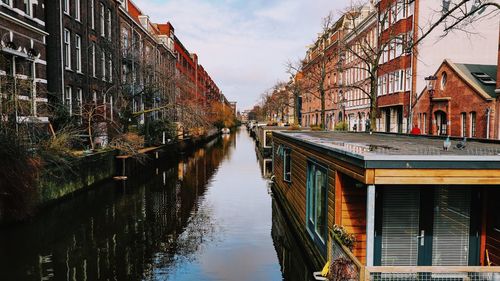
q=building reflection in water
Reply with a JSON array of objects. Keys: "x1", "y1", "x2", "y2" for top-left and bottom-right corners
[
  {"x1": 0, "y1": 133, "x2": 236, "y2": 281},
  {"x1": 271, "y1": 198, "x2": 316, "y2": 281}
]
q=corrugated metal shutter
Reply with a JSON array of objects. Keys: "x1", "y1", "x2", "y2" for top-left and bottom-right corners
[
  {"x1": 381, "y1": 188, "x2": 420, "y2": 266},
  {"x1": 432, "y1": 187, "x2": 471, "y2": 266}
]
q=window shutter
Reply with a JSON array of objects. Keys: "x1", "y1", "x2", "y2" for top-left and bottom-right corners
[
  {"x1": 381, "y1": 188, "x2": 420, "y2": 266},
  {"x1": 432, "y1": 187, "x2": 471, "y2": 266}
]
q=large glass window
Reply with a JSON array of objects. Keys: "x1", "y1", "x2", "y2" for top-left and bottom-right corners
[{"x1": 306, "y1": 160, "x2": 328, "y2": 248}]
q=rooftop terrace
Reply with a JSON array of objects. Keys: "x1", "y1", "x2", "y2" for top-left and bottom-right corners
[{"x1": 274, "y1": 131, "x2": 500, "y2": 169}]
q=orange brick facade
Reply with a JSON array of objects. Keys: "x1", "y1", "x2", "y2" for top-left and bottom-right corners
[{"x1": 413, "y1": 61, "x2": 499, "y2": 139}]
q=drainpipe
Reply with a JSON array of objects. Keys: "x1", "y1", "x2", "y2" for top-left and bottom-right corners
[{"x1": 486, "y1": 108, "x2": 491, "y2": 139}]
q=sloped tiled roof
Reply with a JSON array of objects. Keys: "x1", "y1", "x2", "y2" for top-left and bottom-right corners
[{"x1": 450, "y1": 61, "x2": 497, "y2": 99}]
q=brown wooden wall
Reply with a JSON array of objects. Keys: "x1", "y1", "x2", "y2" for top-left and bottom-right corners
[
  {"x1": 273, "y1": 136, "x2": 336, "y2": 238},
  {"x1": 337, "y1": 174, "x2": 367, "y2": 264},
  {"x1": 273, "y1": 134, "x2": 368, "y2": 263}
]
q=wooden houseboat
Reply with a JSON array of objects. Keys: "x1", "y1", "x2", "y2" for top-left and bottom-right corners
[
  {"x1": 256, "y1": 126, "x2": 288, "y2": 157},
  {"x1": 272, "y1": 131, "x2": 500, "y2": 279}
]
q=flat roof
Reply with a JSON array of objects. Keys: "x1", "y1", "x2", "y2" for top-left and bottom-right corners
[{"x1": 274, "y1": 131, "x2": 500, "y2": 169}]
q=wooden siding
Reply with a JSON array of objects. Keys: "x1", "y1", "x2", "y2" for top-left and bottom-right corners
[
  {"x1": 374, "y1": 169, "x2": 500, "y2": 185},
  {"x1": 273, "y1": 136, "x2": 336, "y2": 251},
  {"x1": 338, "y1": 173, "x2": 367, "y2": 264},
  {"x1": 274, "y1": 134, "x2": 371, "y2": 265}
]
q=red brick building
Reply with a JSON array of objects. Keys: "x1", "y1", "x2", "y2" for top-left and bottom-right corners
[
  {"x1": 413, "y1": 59, "x2": 498, "y2": 139},
  {"x1": 301, "y1": 17, "x2": 345, "y2": 129},
  {"x1": 375, "y1": 0, "x2": 498, "y2": 134}
]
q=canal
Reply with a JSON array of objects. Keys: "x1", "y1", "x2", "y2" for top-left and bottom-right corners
[{"x1": 0, "y1": 128, "x2": 314, "y2": 281}]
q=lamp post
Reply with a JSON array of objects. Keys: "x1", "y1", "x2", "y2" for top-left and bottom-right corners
[{"x1": 425, "y1": 75, "x2": 437, "y2": 134}]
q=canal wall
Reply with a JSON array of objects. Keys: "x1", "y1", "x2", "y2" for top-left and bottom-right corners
[{"x1": 37, "y1": 130, "x2": 221, "y2": 208}]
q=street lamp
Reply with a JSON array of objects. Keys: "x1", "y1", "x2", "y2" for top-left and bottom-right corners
[
  {"x1": 425, "y1": 75, "x2": 437, "y2": 134},
  {"x1": 424, "y1": 75, "x2": 437, "y2": 98}
]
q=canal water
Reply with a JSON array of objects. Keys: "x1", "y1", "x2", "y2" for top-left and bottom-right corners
[{"x1": 0, "y1": 128, "x2": 314, "y2": 281}]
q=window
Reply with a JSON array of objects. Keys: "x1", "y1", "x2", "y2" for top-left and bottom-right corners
[
  {"x1": 23, "y1": 0, "x2": 32, "y2": 16},
  {"x1": 394, "y1": 71, "x2": 400, "y2": 92},
  {"x1": 1, "y1": 0, "x2": 11, "y2": 6},
  {"x1": 283, "y1": 148, "x2": 291, "y2": 182},
  {"x1": 101, "y1": 52, "x2": 106, "y2": 80},
  {"x1": 306, "y1": 160, "x2": 328, "y2": 248},
  {"x1": 91, "y1": 0, "x2": 95, "y2": 29},
  {"x1": 441, "y1": 72, "x2": 447, "y2": 90},
  {"x1": 76, "y1": 88, "x2": 82, "y2": 123},
  {"x1": 100, "y1": 4, "x2": 105, "y2": 37},
  {"x1": 91, "y1": 43, "x2": 96, "y2": 77},
  {"x1": 108, "y1": 56, "x2": 112, "y2": 82},
  {"x1": 389, "y1": 73, "x2": 395, "y2": 93},
  {"x1": 461, "y1": 112, "x2": 467, "y2": 137},
  {"x1": 470, "y1": 112, "x2": 476, "y2": 137},
  {"x1": 405, "y1": 68, "x2": 411, "y2": 91},
  {"x1": 75, "y1": 35, "x2": 81, "y2": 72},
  {"x1": 407, "y1": 0, "x2": 414, "y2": 17},
  {"x1": 65, "y1": 86, "x2": 72, "y2": 115},
  {"x1": 92, "y1": 91, "x2": 97, "y2": 104},
  {"x1": 382, "y1": 75, "x2": 387, "y2": 95},
  {"x1": 107, "y1": 9, "x2": 112, "y2": 38},
  {"x1": 75, "y1": 0, "x2": 81, "y2": 21},
  {"x1": 64, "y1": 0, "x2": 69, "y2": 14},
  {"x1": 422, "y1": 113, "x2": 427, "y2": 134},
  {"x1": 64, "y1": 29, "x2": 71, "y2": 69}
]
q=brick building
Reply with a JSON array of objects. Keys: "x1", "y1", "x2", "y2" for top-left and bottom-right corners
[
  {"x1": 0, "y1": 0, "x2": 49, "y2": 127},
  {"x1": 341, "y1": 4, "x2": 377, "y2": 132},
  {"x1": 46, "y1": 0, "x2": 120, "y2": 126},
  {"x1": 301, "y1": 17, "x2": 346, "y2": 129},
  {"x1": 413, "y1": 59, "x2": 498, "y2": 139},
  {"x1": 375, "y1": 0, "x2": 498, "y2": 133},
  {"x1": 118, "y1": 0, "x2": 176, "y2": 125}
]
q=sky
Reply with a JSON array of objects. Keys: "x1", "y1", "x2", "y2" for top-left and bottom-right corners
[{"x1": 133, "y1": 0, "x2": 351, "y2": 111}]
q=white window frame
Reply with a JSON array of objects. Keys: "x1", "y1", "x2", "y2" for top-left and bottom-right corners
[
  {"x1": 405, "y1": 68, "x2": 411, "y2": 91},
  {"x1": 75, "y1": 34, "x2": 82, "y2": 72},
  {"x1": 91, "y1": 0, "x2": 95, "y2": 29},
  {"x1": 107, "y1": 8, "x2": 112, "y2": 38},
  {"x1": 24, "y1": 0, "x2": 32, "y2": 17},
  {"x1": 461, "y1": 112, "x2": 466, "y2": 137},
  {"x1": 108, "y1": 55, "x2": 112, "y2": 82},
  {"x1": 101, "y1": 52, "x2": 106, "y2": 81},
  {"x1": 470, "y1": 112, "x2": 476, "y2": 138},
  {"x1": 64, "y1": 0, "x2": 70, "y2": 15},
  {"x1": 65, "y1": 86, "x2": 72, "y2": 115},
  {"x1": 1, "y1": 0, "x2": 12, "y2": 7},
  {"x1": 64, "y1": 29, "x2": 71, "y2": 69},
  {"x1": 75, "y1": 0, "x2": 81, "y2": 21},
  {"x1": 100, "y1": 3, "x2": 105, "y2": 37},
  {"x1": 76, "y1": 88, "x2": 83, "y2": 122},
  {"x1": 91, "y1": 43, "x2": 96, "y2": 77}
]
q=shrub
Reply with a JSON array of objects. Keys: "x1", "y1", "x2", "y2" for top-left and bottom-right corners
[
  {"x1": 335, "y1": 121, "x2": 348, "y2": 131},
  {"x1": 311, "y1": 125, "x2": 323, "y2": 131},
  {"x1": 0, "y1": 131, "x2": 40, "y2": 221},
  {"x1": 139, "y1": 119, "x2": 177, "y2": 146}
]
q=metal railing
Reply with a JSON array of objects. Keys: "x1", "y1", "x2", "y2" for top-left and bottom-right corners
[
  {"x1": 364, "y1": 266, "x2": 500, "y2": 281},
  {"x1": 328, "y1": 231, "x2": 365, "y2": 281}
]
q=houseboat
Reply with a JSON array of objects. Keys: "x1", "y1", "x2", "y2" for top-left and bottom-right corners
[
  {"x1": 272, "y1": 131, "x2": 500, "y2": 280},
  {"x1": 256, "y1": 126, "x2": 288, "y2": 157}
]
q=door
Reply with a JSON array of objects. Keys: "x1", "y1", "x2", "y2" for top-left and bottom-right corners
[
  {"x1": 379, "y1": 188, "x2": 420, "y2": 266},
  {"x1": 376, "y1": 186, "x2": 478, "y2": 266}
]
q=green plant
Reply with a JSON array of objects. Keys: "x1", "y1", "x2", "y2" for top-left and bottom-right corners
[
  {"x1": 334, "y1": 121, "x2": 348, "y2": 131},
  {"x1": 139, "y1": 119, "x2": 176, "y2": 146},
  {"x1": 311, "y1": 125, "x2": 323, "y2": 131},
  {"x1": 332, "y1": 224, "x2": 356, "y2": 250}
]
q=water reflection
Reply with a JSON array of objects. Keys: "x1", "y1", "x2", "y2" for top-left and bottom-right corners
[
  {"x1": 0, "y1": 133, "x2": 236, "y2": 281},
  {"x1": 0, "y1": 128, "x2": 314, "y2": 281}
]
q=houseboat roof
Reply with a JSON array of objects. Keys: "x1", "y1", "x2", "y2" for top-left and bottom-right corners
[{"x1": 274, "y1": 131, "x2": 500, "y2": 169}]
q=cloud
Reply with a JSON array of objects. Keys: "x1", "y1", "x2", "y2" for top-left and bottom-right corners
[{"x1": 133, "y1": 0, "x2": 350, "y2": 110}]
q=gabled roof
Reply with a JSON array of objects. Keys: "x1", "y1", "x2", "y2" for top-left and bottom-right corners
[
  {"x1": 445, "y1": 59, "x2": 497, "y2": 100},
  {"x1": 452, "y1": 62, "x2": 497, "y2": 99}
]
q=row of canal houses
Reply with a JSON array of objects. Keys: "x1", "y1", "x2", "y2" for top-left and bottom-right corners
[
  {"x1": 0, "y1": 0, "x2": 230, "y2": 134},
  {"x1": 270, "y1": 0, "x2": 499, "y2": 140},
  {"x1": 265, "y1": 1, "x2": 500, "y2": 279}
]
